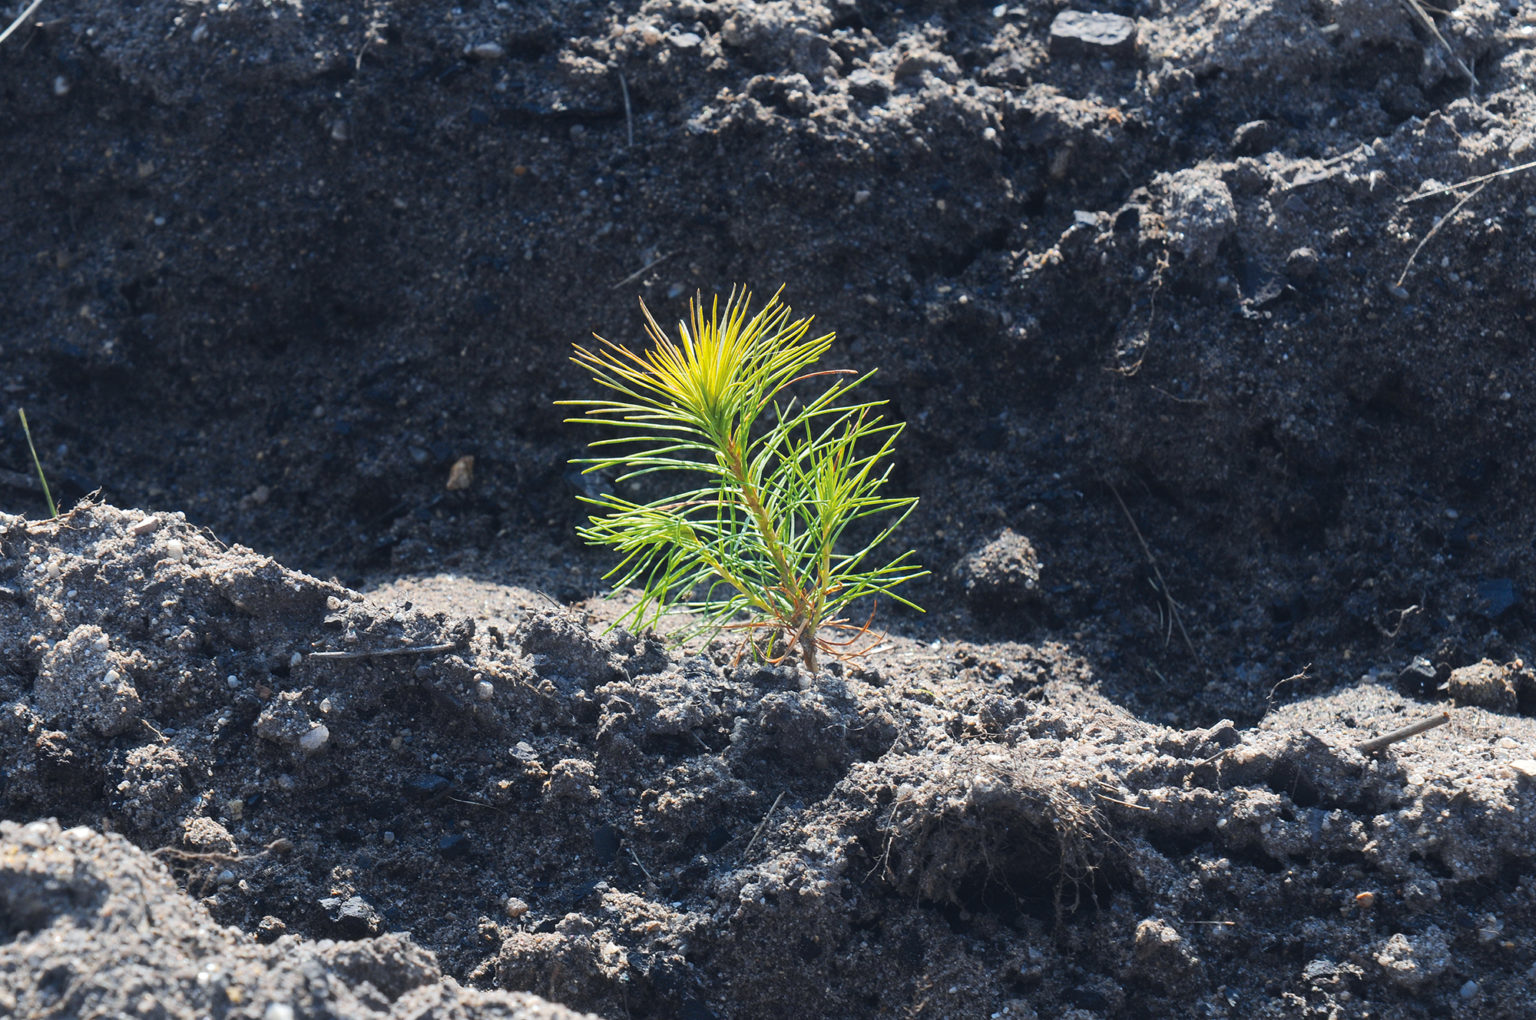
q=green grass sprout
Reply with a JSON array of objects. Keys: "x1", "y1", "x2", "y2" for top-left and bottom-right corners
[
  {"x1": 17, "y1": 408, "x2": 58, "y2": 519},
  {"x1": 560, "y1": 286, "x2": 926, "y2": 672}
]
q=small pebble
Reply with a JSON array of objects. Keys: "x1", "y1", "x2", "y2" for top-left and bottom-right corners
[
  {"x1": 298, "y1": 724, "x2": 330, "y2": 755},
  {"x1": 163, "y1": 539, "x2": 186, "y2": 562},
  {"x1": 446, "y1": 455, "x2": 475, "y2": 490},
  {"x1": 218, "y1": 869, "x2": 236, "y2": 885},
  {"x1": 92, "y1": 633, "x2": 111, "y2": 653},
  {"x1": 1461, "y1": 980, "x2": 1478, "y2": 999},
  {"x1": 466, "y1": 41, "x2": 505, "y2": 60},
  {"x1": 1049, "y1": 9, "x2": 1137, "y2": 59},
  {"x1": 264, "y1": 1005, "x2": 296, "y2": 1020},
  {"x1": 53, "y1": 76, "x2": 70, "y2": 96},
  {"x1": 190, "y1": 22, "x2": 208, "y2": 42},
  {"x1": 505, "y1": 896, "x2": 529, "y2": 919},
  {"x1": 383, "y1": 831, "x2": 395, "y2": 844},
  {"x1": 227, "y1": 675, "x2": 240, "y2": 688},
  {"x1": 476, "y1": 680, "x2": 495, "y2": 701}
]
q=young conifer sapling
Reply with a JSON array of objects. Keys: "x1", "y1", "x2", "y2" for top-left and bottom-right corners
[{"x1": 560, "y1": 287, "x2": 925, "y2": 672}]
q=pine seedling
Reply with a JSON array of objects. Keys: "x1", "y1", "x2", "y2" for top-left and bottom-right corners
[{"x1": 560, "y1": 287, "x2": 925, "y2": 672}]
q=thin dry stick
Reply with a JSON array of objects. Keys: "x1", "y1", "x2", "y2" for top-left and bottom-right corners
[
  {"x1": 1394, "y1": 182, "x2": 1486, "y2": 288},
  {"x1": 1106, "y1": 482, "x2": 1196, "y2": 660},
  {"x1": 1357, "y1": 711, "x2": 1450, "y2": 755},
  {"x1": 609, "y1": 249, "x2": 671, "y2": 290},
  {"x1": 627, "y1": 847, "x2": 655, "y2": 883},
  {"x1": 743, "y1": 790, "x2": 785, "y2": 856},
  {"x1": 618, "y1": 69, "x2": 634, "y2": 148},
  {"x1": 1406, "y1": 159, "x2": 1536, "y2": 202},
  {"x1": 1094, "y1": 783, "x2": 1151, "y2": 811},
  {"x1": 1399, "y1": 0, "x2": 1476, "y2": 86},
  {"x1": 308, "y1": 641, "x2": 457, "y2": 660},
  {"x1": 0, "y1": 0, "x2": 46, "y2": 47}
]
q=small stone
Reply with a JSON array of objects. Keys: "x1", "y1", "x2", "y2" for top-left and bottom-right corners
[
  {"x1": 846, "y1": 67, "x2": 890, "y2": 104},
  {"x1": 298, "y1": 723, "x2": 330, "y2": 754},
  {"x1": 1231, "y1": 119, "x2": 1280, "y2": 155},
  {"x1": 53, "y1": 76, "x2": 70, "y2": 96},
  {"x1": 1049, "y1": 10, "x2": 1137, "y2": 61},
  {"x1": 321, "y1": 894, "x2": 381, "y2": 935},
  {"x1": 1395, "y1": 656, "x2": 1441, "y2": 698},
  {"x1": 1284, "y1": 246, "x2": 1320, "y2": 283},
  {"x1": 446, "y1": 455, "x2": 475, "y2": 491},
  {"x1": 671, "y1": 31, "x2": 702, "y2": 50},
  {"x1": 163, "y1": 539, "x2": 186, "y2": 562},
  {"x1": 256, "y1": 917, "x2": 288, "y2": 944},
  {"x1": 505, "y1": 896, "x2": 530, "y2": 919},
  {"x1": 190, "y1": 22, "x2": 208, "y2": 43},
  {"x1": 1461, "y1": 980, "x2": 1479, "y2": 999},
  {"x1": 1509, "y1": 759, "x2": 1536, "y2": 781},
  {"x1": 466, "y1": 42, "x2": 505, "y2": 60},
  {"x1": 264, "y1": 1004, "x2": 295, "y2": 1020},
  {"x1": 476, "y1": 680, "x2": 495, "y2": 701}
]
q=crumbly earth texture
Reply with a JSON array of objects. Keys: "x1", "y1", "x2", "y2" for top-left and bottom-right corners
[
  {"x1": 4, "y1": 1, "x2": 1536, "y2": 1017},
  {"x1": 3, "y1": 504, "x2": 1536, "y2": 1019}
]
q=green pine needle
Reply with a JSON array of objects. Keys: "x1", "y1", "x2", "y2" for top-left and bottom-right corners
[{"x1": 559, "y1": 286, "x2": 926, "y2": 672}]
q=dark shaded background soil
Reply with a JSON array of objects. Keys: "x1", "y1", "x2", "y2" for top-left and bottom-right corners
[{"x1": 4, "y1": 1, "x2": 1536, "y2": 1017}]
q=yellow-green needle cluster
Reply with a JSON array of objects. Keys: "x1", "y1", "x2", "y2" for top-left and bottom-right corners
[{"x1": 560, "y1": 287, "x2": 925, "y2": 672}]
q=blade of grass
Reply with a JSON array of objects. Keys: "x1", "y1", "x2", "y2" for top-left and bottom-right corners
[{"x1": 18, "y1": 408, "x2": 59, "y2": 519}]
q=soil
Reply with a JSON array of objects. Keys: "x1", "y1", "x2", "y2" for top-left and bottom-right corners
[{"x1": 4, "y1": 1, "x2": 1536, "y2": 1017}]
